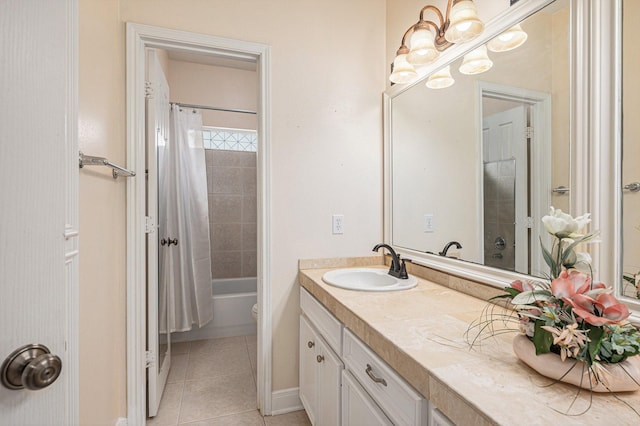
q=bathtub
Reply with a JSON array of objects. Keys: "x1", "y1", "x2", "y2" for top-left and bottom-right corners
[{"x1": 171, "y1": 277, "x2": 257, "y2": 342}]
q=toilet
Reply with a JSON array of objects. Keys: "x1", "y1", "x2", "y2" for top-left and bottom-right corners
[{"x1": 251, "y1": 303, "x2": 258, "y2": 321}]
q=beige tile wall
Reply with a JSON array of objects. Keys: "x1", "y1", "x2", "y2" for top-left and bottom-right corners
[{"x1": 206, "y1": 149, "x2": 257, "y2": 279}]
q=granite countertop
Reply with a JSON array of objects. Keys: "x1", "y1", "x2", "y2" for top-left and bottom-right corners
[{"x1": 298, "y1": 258, "x2": 640, "y2": 425}]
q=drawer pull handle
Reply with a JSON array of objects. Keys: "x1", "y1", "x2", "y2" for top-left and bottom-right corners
[
  {"x1": 317, "y1": 355, "x2": 324, "y2": 363},
  {"x1": 365, "y1": 364, "x2": 387, "y2": 387},
  {"x1": 307, "y1": 341, "x2": 315, "y2": 349}
]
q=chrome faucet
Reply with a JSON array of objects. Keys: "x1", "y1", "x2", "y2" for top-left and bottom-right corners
[
  {"x1": 439, "y1": 241, "x2": 462, "y2": 257},
  {"x1": 372, "y1": 243, "x2": 410, "y2": 279}
]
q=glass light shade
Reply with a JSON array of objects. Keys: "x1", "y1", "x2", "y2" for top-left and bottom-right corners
[
  {"x1": 426, "y1": 65, "x2": 454, "y2": 89},
  {"x1": 389, "y1": 53, "x2": 418, "y2": 84},
  {"x1": 487, "y1": 24, "x2": 528, "y2": 52},
  {"x1": 445, "y1": 1, "x2": 484, "y2": 44},
  {"x1": 459, "y1": 44, "x2": 493, "y2": 75},
  {"x1": 407, "y1": 27, "x2": 439, "y2": 66}
]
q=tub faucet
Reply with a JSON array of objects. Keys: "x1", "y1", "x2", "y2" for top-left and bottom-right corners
[
  {"x1": 372, "y1": 243, "x2": 410, "y2": 279},
  {"x1": 439, "y1": 241, "x2": 462, "y2": 257}
]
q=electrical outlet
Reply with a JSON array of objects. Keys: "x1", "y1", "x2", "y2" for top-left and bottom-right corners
[
  {"x1": 332, "y1": 214, "x2": 344, "y2": 234},
  {"x1": 424, "y1": 214, "x2": 435, "y2": 232}
]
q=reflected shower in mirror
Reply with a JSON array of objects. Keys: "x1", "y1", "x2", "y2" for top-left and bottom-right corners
[
  {"x1": 621, "y1": 0, "x2": 640, "y2": 300},
  {"x1": 390, "y1": 0, "x2": 570, "y2": 277}
]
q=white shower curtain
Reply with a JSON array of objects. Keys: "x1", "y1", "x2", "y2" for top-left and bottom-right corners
[{"x1": 159, "y1": 105, "x2": 213, "y2": 333}]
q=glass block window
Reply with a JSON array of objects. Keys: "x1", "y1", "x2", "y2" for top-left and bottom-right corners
[{"x1": 202, "y1": 126, "x2": 257, "y2": 152}]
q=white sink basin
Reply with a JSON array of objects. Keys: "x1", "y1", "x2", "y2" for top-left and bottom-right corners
[{"x1": 322, "y1": 267, "x2": 418, "y2": 292}]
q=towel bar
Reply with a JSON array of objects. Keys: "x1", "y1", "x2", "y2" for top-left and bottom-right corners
[{"x1": 78, "y1": 151, "x2": 135, "y2": 179}]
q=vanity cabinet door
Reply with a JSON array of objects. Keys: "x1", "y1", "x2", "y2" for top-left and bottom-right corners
[
  {"x1": 342, "y1": 370, "x2": 393, "y2": 426},
  {"x1": 316, "y1": 335, "x2": 343, "y2": 426},
  {"x1": 300, "y1": 314, "x2": 344, "y2": 425},
  {"x1": 300, "y1": 315, "x2": 318, "y2": 424}
]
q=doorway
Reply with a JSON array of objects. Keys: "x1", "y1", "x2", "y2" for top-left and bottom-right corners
[
  {"x1": 479, "y1": 82, "x2": 552, "y2": 277},
  {"x1": 126, "y1": 24, "x2": 272, "y2": 425}
]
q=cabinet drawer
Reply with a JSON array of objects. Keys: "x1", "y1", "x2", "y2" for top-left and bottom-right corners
[
  {"x1": 300, "y1": 287, "x2": 343, "y2": 354},
  {"x1": 343, "y1": 329, "x2": 427, "y2": 426}
]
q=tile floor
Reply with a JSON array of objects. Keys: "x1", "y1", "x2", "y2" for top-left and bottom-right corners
[{"x1": 148, "y1": 335, "x2": 311, "y2": 426}]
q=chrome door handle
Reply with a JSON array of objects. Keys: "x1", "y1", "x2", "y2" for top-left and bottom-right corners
[
  {"x1": 365, "y1": 364, "x2": 387, "y2": 386},
  {"x1": 160, "y1": 238, "x2": 178, "y2": 246},
  {"x1": 624, "y1": 182, "x2": 640, "y2": 192},
  {"x1": 1, "y1": 344, "x2": 62, "y2": 391},
  {"x1": 552, "y1": 185, "x2": 570, "y2": 194}
]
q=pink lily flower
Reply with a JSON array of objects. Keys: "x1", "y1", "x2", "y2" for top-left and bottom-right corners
[
  {"x1": 510, "y1": 280, "x2": 534, "y2": 292},
  {"x1": 550, "y1": 270, "x2": 591, "y2": 299},
  {"x1": 564, "y1": 293, "x2": 630, "y2": 326}
]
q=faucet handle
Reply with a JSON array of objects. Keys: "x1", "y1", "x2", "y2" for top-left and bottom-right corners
[{"x1": 398, "y1": 258, "x2": 411, "y2": 279}]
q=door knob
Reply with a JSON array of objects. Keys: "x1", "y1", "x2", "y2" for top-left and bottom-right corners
[
  {"x1": 1, "y1": 344, "x2": 62, "y2": 391},
  {"x1": 160, "y1": 238, "x2": 178, "y2": 246}
]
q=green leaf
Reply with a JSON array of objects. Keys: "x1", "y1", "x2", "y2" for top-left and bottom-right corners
[
  {"x1": 540, "y1": 237, "x2": 554, "y2": 270},
  {"x1": 503, "y1": 287, "x2": 522, "y2": 298},
  {"x1": 533, "y1": 320, "x2": 553, "y2": 355},
  {"x1": 586, "y1": 324, "x2": 604, "y2": 366},
  {"x1": 511, "y1": 290, "x2": 554, "y2": 306}
]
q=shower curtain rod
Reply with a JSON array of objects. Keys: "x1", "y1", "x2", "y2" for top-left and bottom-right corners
[{"x1": 170, "y1": 102, "x2": 256, "y2": 115}]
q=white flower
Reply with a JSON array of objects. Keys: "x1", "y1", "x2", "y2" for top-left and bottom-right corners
[{"x1": 541, "y1": 207, "x2": 591, "y2": 239}]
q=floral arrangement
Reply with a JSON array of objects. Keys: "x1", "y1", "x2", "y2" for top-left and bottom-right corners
[{"x1": 468, "y1": 208, "x2": 640, "y2": 401}]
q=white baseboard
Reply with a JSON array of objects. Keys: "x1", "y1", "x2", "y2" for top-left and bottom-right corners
[
  {"x1": 115, "y1": 418, "x2": 127, "y2": 426},
  {"x1": 270, "y1": 387, "x2": 303, "y2": 415}
]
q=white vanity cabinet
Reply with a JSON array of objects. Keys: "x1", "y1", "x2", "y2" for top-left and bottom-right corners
[
  {"x1": 342, "y1": 329, "x2": 428, "y2": 426},
  {"x1": 299, "y1": 287, "x2": 433, "y2": 426},
  {"x1": 299, "y1": 288, "x2": 344, "y2": 425}
]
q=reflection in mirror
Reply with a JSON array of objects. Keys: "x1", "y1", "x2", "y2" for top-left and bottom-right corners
[
  {"x1": 390, "y1": 0, "x2": 570, "y2": 277},
  {"x1": 621, "y1": 0, "x2": 640, "y2": 300}
]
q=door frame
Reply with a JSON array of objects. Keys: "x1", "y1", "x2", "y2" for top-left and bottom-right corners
[
  {"x1": 478, "y1": 82, "x2": 552, "y2": 277},
  {"x1": 125, "y1": 23, "x2": 272, "y2": 424}
]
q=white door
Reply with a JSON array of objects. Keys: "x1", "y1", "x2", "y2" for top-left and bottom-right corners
[
  {"x1": 0, "y1": 1, "x2": 78, "y2": 424},
  {"x1": 482, "y1": 105, "x2": 528, "y2": 273},
  {"x1": 146, "y1": 49, "x2": 172, "y2": 417}
]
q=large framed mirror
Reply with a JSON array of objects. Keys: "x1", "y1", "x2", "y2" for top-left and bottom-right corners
[
  {"x1": 385, "y1": 0, "x2": 639, "y2": 321},
  {"x1": 385, "y1": 0, "x2": 571, "y2": 284}
]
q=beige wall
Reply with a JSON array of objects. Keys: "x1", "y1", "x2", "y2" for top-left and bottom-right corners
[
  {"x1": 78, "y1": 0, "x2": 127, "y2": 424},
  {"x1": 168, "y1": 60, "x2": 257, "y2": 130},
  {"x1": 79, "y1": 0, "x2": 385, "y2": 422}
]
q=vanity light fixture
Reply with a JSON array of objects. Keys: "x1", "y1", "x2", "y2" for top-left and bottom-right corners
[
  {"x1": 390, "y1": 0, "x2": 484, "y2": 84},
  {"x1": 487, "y1": 24, "x2": 528, "y2": 52},
  {"x1": 459, "y1": 44, "x2": 493, "y2": 75}
]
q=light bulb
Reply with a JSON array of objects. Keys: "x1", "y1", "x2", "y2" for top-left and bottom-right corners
[
  {"x1": 487, "y1": 24, "x2": 528, "y2": 52},
  {"x1": 426, "y1": 65, "x2": 454, "y2": 89},
  {"x1": 389, "y1": 53, "x2": 418, "y2": 84},
  {"x1": 459, "y1": 45, "x2": 493, "y2": 75},
  {"x1": 407, "y1": 27, "x2": 439, "y2": 66},
  {"x1": 445, "y1": 1, "x2": 484, "y2": 44}
]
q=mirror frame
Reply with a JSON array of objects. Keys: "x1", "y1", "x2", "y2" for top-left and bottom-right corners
[{"x1": 383, "y1": 0, "x2": 638, "y2": 321}]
